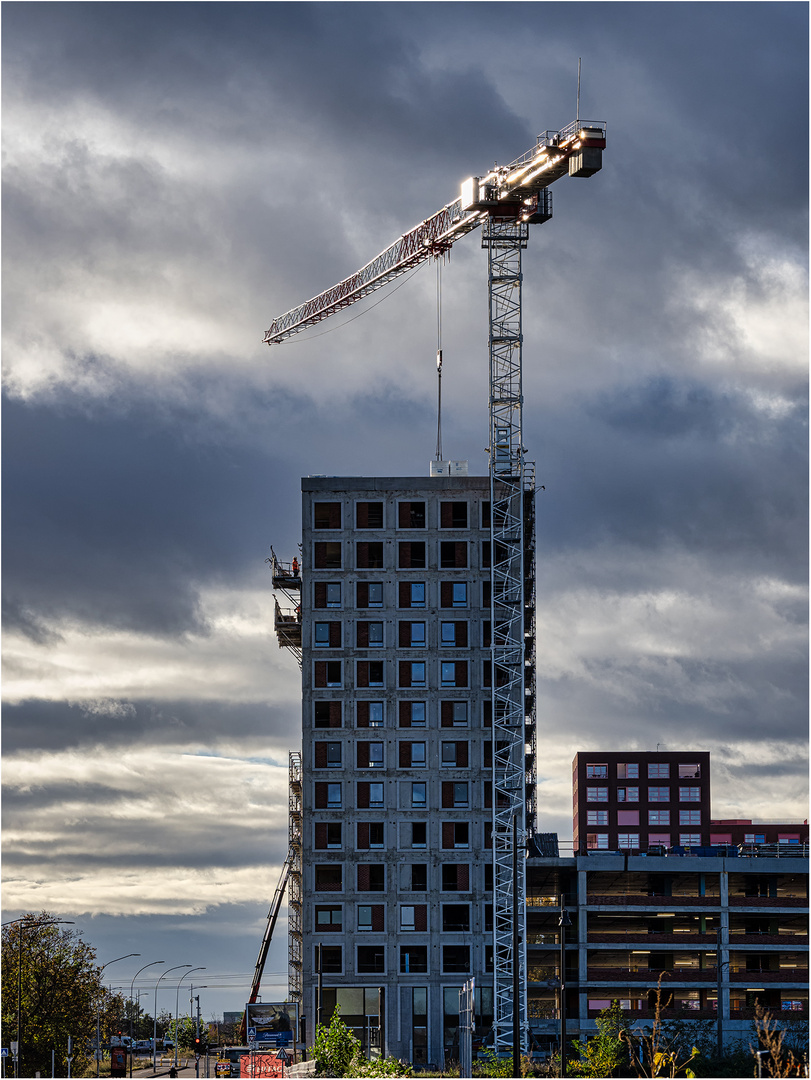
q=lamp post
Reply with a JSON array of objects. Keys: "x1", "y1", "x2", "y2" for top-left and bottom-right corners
[
  {"x1": 715, "y1": 927, "x2": 731, "y2": 1058},
  {"x1": 96, "y1": 954, "x2": 140, "y2": 1077},
  {"x1": 174, "y1": 968, "x2": 205, "y2": 1066},
  {"x1": 2, "y1": 916, "x2": 74, "y2": 1080},
  {"x1": 129, "y1": 961, "x2": 164, "y2": 1079},
  {"x1": 153, "y1": 966, "x2": 191, "y2": 1073},
  {"x1": 558, "y1": 895, "x2": 572, "y2": 1078}
]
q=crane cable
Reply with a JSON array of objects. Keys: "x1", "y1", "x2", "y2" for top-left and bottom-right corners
[{"x1": 435, "y1": 258, "x2": 443, "y2": 461}]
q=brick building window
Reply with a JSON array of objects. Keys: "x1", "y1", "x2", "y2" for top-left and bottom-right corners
[
  {"x1": 586, "y1": 764, "x2": 608, "y2": 778},
  {"x1": 440, "y1": 742, "x2": 469, "y2": 768},
  {"x1": 314, "y1": 823, "x2": 342, "y2": 850},
  {"x1": 441, "y1": 661, "x2": 468, "y2": 687},
  {"x1": 314, "y1": 581, "x2": 341, "y2": 608},
  {"x1": 314, "y1": 542, "x2": 341, "y2": 568},
  {"x1": 356, "y1": 621, "x2": 384, "y2": 648},
  {"x1": 357, "y1": 945, "x2": 385, "y2": 973},
  {"x1": 441, "y1": 782, "x2": 469, "y2": 808},
  {"x1": 315, "y1": 782, "x2": 342, "y2": 809},
  {"x1": 357, "y1": 864, "x2": 385, "y2": 891},
  {"x1": 442, "y1": 904, "x2": 470, "y2": 931},
  {"x1": 314, "y1": 865, "x2": 342, "y2": 892},
  {"x1": 442, "y1": 946, "x2": 470, "y2": 973},
  {"x1": 679, "y1": 810, "x2": 701, "y2": 825},
  {"x1": 399, "y1": 905, "x2": 428, "y2": 931},
  {"x1": 356, "y1": 581, "x2": 383, "y2": 608},
  {"x1": 440, "y1": 541, "x2": 467, "y2": 568},
  {"x1": 648, "y1": 763, "x2": 670, "y2": 778},
  {"x1": 356, "y1": 701, "x2": 384, "y2": 728},
  {"x1": 399, "y1": 502, "x2": 426, "y2": 529},
  {"x1": 357, "y1": 822, "x2": 385, "y2": 850},
  {"x1": 356, "y1": 542, "x2": 384, "y2": 569},
  {"x1": 648, "y1": 832, "x2": 671, "y2": 846},
  {"x1": 399, "y1": 661, "x2": 426, "y2": 687},
  {"x1": 399, "y1": 621, "x2": 427, "y2": 647},
  {"x1": 313, "y1": 502, "x2": 341, "y2": 529},
  {"x1": 314, "y1": 661, "x2": 342, "y2": 688},
  {"x1": 314, "y1": 622, "x2": 341, "y2": 648},
  {"x1": 679, "y1": 787, "x2": 701, "y2": 802},
  {"x1": 440, "y1": 502, "x2": 468, "y2": 528},
  {"x1": 441, "y1": 822, "x2": 469, "y2": 849},
  {"x1": 357, "y1": 660, "x2": 384, "y2": 687},
  {"x1": 587, "y1": 834, "x2": 609, "y2": 849},
  {"x1": 356, "y1": 502, "x2": 384, "y2": 529},
  {"x1": 315, "y1": 905, "x2": 342, "y2": 929},
  {"x1": 617, "y1": 810, "x2": 639, "y2": 826},
  {"x1": 399, "y1": 742, "x2": 427, "y2": 768},
  {"x1": 356, "y1": 742, "x2": 384, "y2": 769},
  {"x1": 318, "y1": 946, "x2": 343, "y2": 974},
  {"x1": 617, "y1": 833, "x2": 640, "y2": 849},
  {"x1": 679, "y1": 833, "x2": 701, "y2": 846},
  {"x1": 587, "y1": 810, "x2": 608, "y2": 825},
  {"x1": 440, "y1": 864, "x2": 472, "y2": 889},
  {"x1": 440, "y1": 582, "x2": 468, "y2": 608},
  {"x1": 618, "y1": 787, "x2": 639, "y2": 802},
  {"x1": 357, "y1": 904, "x2": 385, "y2": 931},
  {"x1": 399, "y1": 701, "x2": 427, "y2": 728},
  {"x1": 314, "y1": 742, "x2": 342, "y2": 769},
  {"x1": 314, "y1": 701, "x2": 342, "y2": 728},
  {"x1": 648, "y1": 787, "x2": 670, "y2": 802},
  {"x1": 356, "y1": 782, "x2": 384, "y2": 808},
  {"x1": 441, "y1": 701, "x2": 468, "y2": 727},
  {"x1": 617, "y1": 763, "x2": 639, "y2": 778},
  {"x1": 648, "y1": 810, "x2": 670, "y2": 825},
  {"x1": 400, "y1": 946, "x2": 428, "y2": 973},
  {"x1": 398, "y1": 542, "x2": 426, "y2": 568},
  {"x1": 399, "y1": 582, "x2": 426, "y2": 608},
  {"x1": 679, "y1": 763, "x2": 702, "y2": 778},
  {"x1": 440, "y1": 621, "x2": 468, "y2": 647},
  {"x1": 586, "y1": 787, "x2": 608, "y2": 802}
]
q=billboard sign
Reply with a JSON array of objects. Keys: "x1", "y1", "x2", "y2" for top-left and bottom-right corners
[{"x1": 244, "y1": 1002, "x2": 298, "y2": 1047}]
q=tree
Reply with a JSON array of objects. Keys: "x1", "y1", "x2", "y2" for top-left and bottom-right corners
[
  {"x1": 1, "y1": 912, "x2": 122, "y2": 1077},
  {"x1": 311, "y1": 1007, "x2": 362, "y2": 1077},
  {"x1": 568, "y1": 999, "x2": 629, "y2": 1077},
  {"x1": 167, "y1": 1015, "x2": 197, "y2": 1052}
]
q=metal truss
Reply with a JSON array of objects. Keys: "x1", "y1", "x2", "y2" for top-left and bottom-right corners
[
  {"x1": 288, "y1": 751, "x2": 303, "y2": 1001},
  {"x1": 486, "y1": 218, "x2": 529, "y2": 1053}
]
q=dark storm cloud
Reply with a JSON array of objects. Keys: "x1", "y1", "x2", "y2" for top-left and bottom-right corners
[
  {"x1": 2, "y1": 698, "x2": 298, "y2": 755},
  {"x1": 1, "y1": 397, "x2": 300, "y2": 635}
]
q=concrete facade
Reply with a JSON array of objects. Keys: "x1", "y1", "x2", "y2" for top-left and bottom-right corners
[{"x1": 299, "y1": 474, "x2": 496, "y2": 1066}]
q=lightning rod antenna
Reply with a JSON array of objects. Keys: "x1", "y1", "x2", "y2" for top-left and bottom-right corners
[{"x1": 577, "y1": 57, "x2": 581, "y2": 125}]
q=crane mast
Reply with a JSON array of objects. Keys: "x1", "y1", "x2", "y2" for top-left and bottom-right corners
[{"x1": 265, "y1": 117, "x2": 605, "y2": 1056}]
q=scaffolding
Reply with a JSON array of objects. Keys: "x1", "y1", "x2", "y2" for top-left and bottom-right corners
[
  {"x1": 269, "y1": 547, "x2": 302, "y2": 668},
  {"x1": 288, "y1": 751, "x2": 303, "y2": 1001}
]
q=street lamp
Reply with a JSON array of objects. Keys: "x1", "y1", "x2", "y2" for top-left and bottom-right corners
[
  {"x1": 96, "y1": 954, "x2": 140, "y2": 1077},
  {"x1": 129, "y1": 961, "x2": 164, "y2": 1079},
  {"x1": 153, "y1": 966, "x2": 191, "y2": 1073},
  {"x1": 175, "y1": 968, "x2": 205, "y2": 1066},
  {"x1": 558, "y1": 895, "x2": 572, "y2": 1079},
  {"x1": 2, "y1": 916, "x2": 74, "y2": 1079}
]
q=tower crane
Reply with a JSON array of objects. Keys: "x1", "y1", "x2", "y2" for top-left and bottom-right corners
[{"x1": 265, "y1": 117, "x2": 605, "y2": 1055}]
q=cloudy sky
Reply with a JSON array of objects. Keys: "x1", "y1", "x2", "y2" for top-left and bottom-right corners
[{"x1": 3, "y1": 2, "x2": 807, "y2": 1019}]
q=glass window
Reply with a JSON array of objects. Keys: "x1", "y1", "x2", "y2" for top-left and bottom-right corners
[
  {"x1": 368, "y1": 702, "x2": 384, "y2": 728},
  {"x1": 358, "y1": 905, "x2": 372, "y2": 929},
  {"x1": 680, "y1": 810, "x2": 701, "y2": 825},
  {"x1": 648, "y1": 787, "x2": 671, "y2": 802},
  {"x1": 648, "y1": 810, "x2": 670, "y2": 825},
  {"x1": 367, "y1": 622, "x2": 384, "y2": 647},
  {"x1": 586, "y1": 764, "x2": 608, "y2": 778},
  {"x1": 679, "y1": 833, "x2": 701, "y2": 846},
  {"x1": 326, "y1": 743, "x2": 341, "y2": 768},
  {"x1": 410, "y1": 662, "x2": 426, "y2": 687},
  {"x1": 452, "y1": 583, "x2": 467, "y2": 607},
  {"x1": 586, "y1": 787, "x2": 608, "y2": 802},
  {"x1": 440, "y1": 622, "x2": 456, "y2": 646},
  {"x1": 453, "y1": 783, "x2": 469, "y2": 807},
  {"x1": 587, "y1": 810, "x2": 608, "y2": 825},
  {"x1": 411, "y1": 822, "x2": 427, "y2": 848},
  {"x1": 617, "y1": 763, "x2": 639, "y2": 779},
  {"x1": 327, "y1": 823, "x2": 341, "y2": 849},
  {"x1": 441, "y1": 743, "x2": 457, "y2": 767},
  {"x1": 411, "y1": 702, "x2": 427, "y2": 727},
  {"x1": 410, "y1": 583, "x2": 426, "y2": 607},
  {"x1": 368, "y1": 743, "x2": 384, "y2": 769},
  {"x1": 400, "y1": 906, "x2": 416, "y2": 931},
  {"x1": 678, "y1": 763, "x2": 701, "y2": 778},
  {"x1": 680, "y1": 787, "x2": 701, "y2": 802},
  {"x1": 411, "y1": 743, "x2": 427, "y2": 767},
  {"x1": 368, "y1": 822, "x2": 385, "y2": 848},
  {"x1": 314, "y1": 622, "x2": 332, "y2": 647},
  {"x1": 327, "y1": 784, "x2": 341, "y2": 808},
  {"x1": 587, "y1": 833, "x2": 609, "y2": 849},
  {"x1": 452, "y1": 702, "x2": 467, "y2": 726},
  {"x1": 369, "y1": 783, "x2": 384, "y2": 806},
  {"x1": 316, "y1": 906, "x2": 342, "y2": 928},
  {"x1": 617, "y1": 833, "x2": 640, "y2": 849},
  {"x1": 440, "y1": 662, "x2": 457, "y2": 686},
  {"x1": 326, "y1": 583, "x2": 341, "y2": 608},
  {"x1": 411, "y1": 782, "x2": 427, "y2": 807},
  {"x1": 367, "y1": 582, "x2": 383, "y2": 607},
  {"x1": 618, "y1": 787, "x2": 639, "y2": 802},
  {"x1": 410, "y1": 623, "x2": 427, "y2": 647},
  {"x1": 648, "y1": 763, "x2": 670, "y2": 778}
]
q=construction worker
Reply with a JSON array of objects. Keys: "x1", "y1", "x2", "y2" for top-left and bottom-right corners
[{"x1": 292, "y1": 557, "x2": 299, "y2": 576}]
